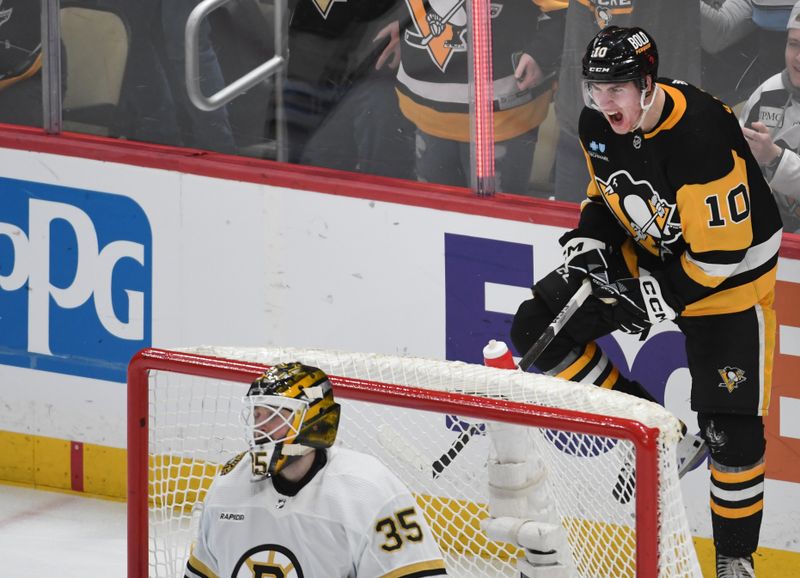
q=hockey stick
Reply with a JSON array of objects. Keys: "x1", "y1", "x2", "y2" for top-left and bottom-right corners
[
  {"x1": 517, "y1": 278, "x2": 593, "y2": 371},
  {"x1": 431, "y1": 422, "x2": 484, "y2": 479},
  {"x1": 430, "y1": 278, "x2": 595, "y2": 478}
]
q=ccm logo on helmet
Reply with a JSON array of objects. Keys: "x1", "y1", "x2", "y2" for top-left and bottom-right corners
[
  {"x1": 589, "y1": 67, "x2": 610, "y2": 72},
  {"x1": 627, "y1": 31, "x2": 651, "y2": 52}
]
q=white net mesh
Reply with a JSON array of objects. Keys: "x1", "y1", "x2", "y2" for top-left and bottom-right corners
[{"x1": 138, "y1": 346, "x2": 702, "y2": 578}]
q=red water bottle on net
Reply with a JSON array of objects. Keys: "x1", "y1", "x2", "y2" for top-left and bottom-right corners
[{"x1": 482, "y1": 339, "x2": 517, "y2": 370}]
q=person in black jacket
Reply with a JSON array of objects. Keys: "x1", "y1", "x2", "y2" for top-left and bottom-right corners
[{"x1": 283, "y1": 0, "x2": 414, "y2": 179}]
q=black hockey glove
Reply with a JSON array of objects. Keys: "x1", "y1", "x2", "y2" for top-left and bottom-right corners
[
  {"x1": 560, "y1": 232, "x2": 610, "y2": 287},
  {"x1": 594, "y1": 276, "x2": 677, "y2": 334}
]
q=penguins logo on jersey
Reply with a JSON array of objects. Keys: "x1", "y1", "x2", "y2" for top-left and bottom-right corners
[
  {"x1": 585, "y1": 0, "x2": 633, "y2": 28},
  {"x1": 595, "y1": 170, "x2": 682, "y2": 257},
  {"x1": 404, "y1": 1, "x2": 501, "y2": 72},
  {"x1": 718, "y1": 366, "x2": 746, "y2": 393},
  {"x1": 310, "y1": 0, "x2": 347, "y2": 19},
  {"x1": 232, "y1": 544, "x2": 304, "y2": 578},
  {"x1": 404, "y1": 0, "x2": 467, "y2": 71}
]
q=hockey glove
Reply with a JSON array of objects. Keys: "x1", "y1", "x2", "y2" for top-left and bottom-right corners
[
  {"x1": 560, "y1": 234, "x2": 610, "y2": 287},
  {"x1": 594, "y1": 276, "x2": 677, "y2": 334}
]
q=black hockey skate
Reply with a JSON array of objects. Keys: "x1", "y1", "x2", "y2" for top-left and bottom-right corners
[{"x1": 716, "y1": 554, "x2": 756, "y2": 578}]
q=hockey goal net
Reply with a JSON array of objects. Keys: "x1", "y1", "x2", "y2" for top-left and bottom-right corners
[{"x1": 128, "y1": 346, "x2": 701, "y2": 578}]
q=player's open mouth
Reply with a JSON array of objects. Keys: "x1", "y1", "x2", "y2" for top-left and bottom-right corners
[{"x1": 607, "y1": 111, "x2": 623, "y2": 125}]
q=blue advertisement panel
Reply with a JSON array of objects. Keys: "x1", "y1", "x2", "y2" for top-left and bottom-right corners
[{"x1": 0, "y1": 178, "x2": 152, "y2": 382}]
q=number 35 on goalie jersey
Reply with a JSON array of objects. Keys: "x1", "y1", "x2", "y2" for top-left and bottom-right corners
[
  {"x1": 579, "y1": 79, "x2": 783, "y2": 315},
  {"x1": 184, "y1": 446, "x2": 448, "y2": 578}
]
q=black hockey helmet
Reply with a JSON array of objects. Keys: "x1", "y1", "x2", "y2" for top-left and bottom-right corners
[{"x1": 582, "y1": 26, "x2": 658, "y2": 89}]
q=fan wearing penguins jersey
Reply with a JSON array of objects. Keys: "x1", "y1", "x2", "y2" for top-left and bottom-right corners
[
  {"x1": 394, "y1": 0, "x2": 566, "y2": 194},
  {"x1": 510, "y1": 26, "x2": 782, "y2": 578},
  {"x1": 184, "y1": 362, "x2": 447, "y2": 578}
]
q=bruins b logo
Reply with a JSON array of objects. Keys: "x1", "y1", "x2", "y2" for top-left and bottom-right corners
[{"x1": 232, "y1": 544, "x2": 304, "y2": 578}]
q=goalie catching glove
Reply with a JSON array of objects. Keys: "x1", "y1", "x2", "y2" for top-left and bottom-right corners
[
  {"x1": 594, "y1": 275, "x2": 678, "y2": 334},
  {"x1": 559, "y1": 231, "x2": 611, "y2": 287}
]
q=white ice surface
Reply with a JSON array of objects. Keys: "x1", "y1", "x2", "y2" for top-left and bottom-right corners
[{"x1": 0, "y1": 484, "x2": 126, "y2": 578}]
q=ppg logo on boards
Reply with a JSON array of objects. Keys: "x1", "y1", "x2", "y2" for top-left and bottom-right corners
[{"x1": 0, "y1": 178, "x2": 151, "y2": 382}]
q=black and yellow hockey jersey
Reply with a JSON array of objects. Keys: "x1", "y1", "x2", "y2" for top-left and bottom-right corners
[
  {"x1": 396, "y1": 0, "x2": 565, "y2": 142},
  {"x1": 287, "y1": 0, "x2": 401, "y2": 87},
  {"x1": 577, "y1": 79, "x2": 783, "y2": 316}
]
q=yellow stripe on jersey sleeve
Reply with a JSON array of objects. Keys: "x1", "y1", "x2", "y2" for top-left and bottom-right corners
[
  {"x1": 675, "y1": 151, "x2": 753, "y2": 286},
  {"x1": 676, "y1": 151, "x2": 753, "y2": 253},
  {"x1": 682, "y1": 266, "x2": 776, "y2": 316},
  {"x1": 186, "y1": 551, "x2": 219, "y2": 578},
  {"x1": 380, "y1": 558, "x2": 448, "y2": 578},
  {"x1": 679, "y1": 253, "x2": 729, "y2": 288}
]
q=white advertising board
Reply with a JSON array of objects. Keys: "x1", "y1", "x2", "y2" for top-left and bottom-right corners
[{"x1": 0, "y1": 145, "x2": 798, "y2": 552}]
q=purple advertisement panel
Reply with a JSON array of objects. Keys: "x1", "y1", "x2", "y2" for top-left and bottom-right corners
[{"x1": 443, "y1": 232, "x2": 688, "y2": 405}]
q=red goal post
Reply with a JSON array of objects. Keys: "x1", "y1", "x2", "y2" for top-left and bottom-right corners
[{"x1": 128, "y1": 346, "x2": 701, "y2": 578}]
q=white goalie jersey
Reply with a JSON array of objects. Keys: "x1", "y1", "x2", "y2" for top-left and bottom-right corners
[{"x1": 184, "y1": 446, "x2": 448, "y2": 578}]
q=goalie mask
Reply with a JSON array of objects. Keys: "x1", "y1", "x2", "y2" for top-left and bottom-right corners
[{"x1": 243, "y1": 362, "x2": 340, "y2": 479}]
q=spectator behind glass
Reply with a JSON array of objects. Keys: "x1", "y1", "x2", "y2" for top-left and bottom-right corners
[
  {"x1": 740, "y1": 0, "x2": 800, "y2": 232},
  {"x1": 0, "y1": 1, "x2": 45, "y2": 127},
  {"x1": 552, "y1": 0, "x2": 701, "y2": 204},
  {"x1": 281, "y1": 0, "x2": 415, "y2": 180},
  {"x1": 393, "y1": 0, "x2": 566, "y2": 196},
  {"x1": 159, "y1": 0, "x2": 236, "y2": 154},
  {"x1": 701, "y1": 0, "x2": 790, "y2": 106}
]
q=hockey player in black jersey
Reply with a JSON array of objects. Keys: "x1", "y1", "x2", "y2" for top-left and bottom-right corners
[{"x1": 510, "y1": 26, "x2": 783, "y2": 578}]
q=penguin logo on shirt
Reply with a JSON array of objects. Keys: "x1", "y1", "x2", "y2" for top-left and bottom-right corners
[
  {"x1": 233, "y1": 544, "x2": 304, "y2": 578},
  {"x1": 404, "y1": 0, "x2": 468, "y2": 71},
  {"x1": 311, "y1": 0, "x2": 347, "y2": 19},
  {"x1": 595, "y1": 170, "x2": 682, "y2": 257}
]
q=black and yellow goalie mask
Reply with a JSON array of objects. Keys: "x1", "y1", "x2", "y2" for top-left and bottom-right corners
[{"x1": 242, "y1": 362, "x2": 340, "y2": 479}]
